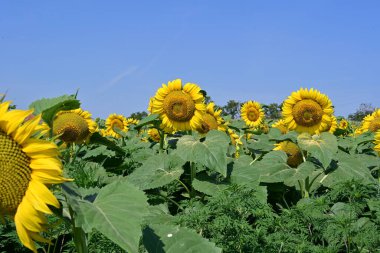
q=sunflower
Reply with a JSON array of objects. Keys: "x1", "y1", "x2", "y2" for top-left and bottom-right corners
[
  {"x1": 52, "y1": 108, "x2": 97, "y2": 143},
  {"x1": 151, "y1": 79, "x2": 206, "y2": 131},
  {"x1": 374, "y1": 130, "x2": 380, "y2": 155},
  {"x1": 147, "y1": 97, "x2": 155, "y2": 113},
  {"x1": 197, "y1": 102, "x2": 225, "y2": 134},
  {"x1": 324, "y1": 115, "x2": 337, "y2": 134},
  {"x1": 272, "y1": 119, "x2": 289, "y2": 134},
  {"x1": 148, "y1": 128, "x2": 161, "y2": 142},
  {"x1": 0, "y1": 101, "x2": 69, "y2": 252},
  {"x1": 282, "y1": 88, "x2": 334, "y2": 134},
  {"x1": 103, "y1": 113, "x2": 128, "y2": 138},
  {"x1": 227, "y1": 128, "x2": 242, "y2": 146},
  {"x1": 360, "y1": 109, "x2": 380, "y2": 133},
  {"x1": 338, "y1": 119, "x2": 349, "y2": 130},
  {"x1": 241, "y1": 101, "x2": 264, "y2": 128},
  {"x1": 274, "y1": 141, "x2": 303, "y2": 168}
]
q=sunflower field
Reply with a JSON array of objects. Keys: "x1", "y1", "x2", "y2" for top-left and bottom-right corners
[{"x1": 1, "y1": 79, "x2": 380, "y2": 253}]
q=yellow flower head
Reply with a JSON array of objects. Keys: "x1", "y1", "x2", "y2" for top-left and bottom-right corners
[
  {"x1": 148, "y1": 128, "x2": 161, "y2": 142},
  {"x1": 361, "y1": 109, "x2": 380, "y2": 133},
  {"x1": 197, "y1": 102, "x2": 225, "y2": 134},
  {"x1": 104, "y1": 113, "x2": 128, "y2": 138},
  {"x1": 227, "y1": 128, "x2": 242, "y2": 146},
  {"x1": 374, "y1": 130, "x2": 380, "y2": 155},
  {"x1": 274, "y1": 141, "x2": 303, "y2": 168},
  {"x1": 325, "y1": 115, "x2": 337, "y2": 134},
  {"x1": 53, "y1": 108, "x2": 97, "y2": 143},
  {"x1": 147, "y1": 97, "x2": 155, "y2": 113},
  {"x1": 272, "y1": 119, "x2": 289, "y2": 134},
  {"x1": 151, "y1": 79, "x2": 206, "y2": 131},
  {"x1": 282, "y1": 88, "x2": 334, "y2": 134},
  {"x1": 0, "y1": 101, "x2": 69, "y2": 252},
  {"x1": 241, "y1": 101, "x2": 265, "y2": 128},
  {"x1": 338, "y1": 119, "x2": 349, "y2": 130}
]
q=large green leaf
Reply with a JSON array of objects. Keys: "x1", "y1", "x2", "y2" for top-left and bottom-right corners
[
  {"x1": 65, "y1": 181, "x2": 149, "y2": 253},
  {"x1": 127, "y1": 153, "x2": 185, "y2": 190},
  {"x1": 192, "y1": 178, "x2": 229, "y2": 196},
  {"x1": 29, "y1": 94, "x2": 80, "y2": 126},
  {"x1": 257, "y1": 151, "x2": 315, "y2": 188},
  {"x1": 143, "y1": 224, "x2": 222, "y2": 253},
  {"x1": 297, "y1": 132, "x2": 338, "y2": 168},
  {"x1": 318, "y1": 151, "x2": 376, "y2": 188},
  {"x1": 175, "y1": 130, "x2": 230, "y2": 177},
  {"x1": 89, "y1": 132, "x2": 125, "y2": 154},
  {"x1": 230, "y1": 155, "x2": 261, "y2": 184},
  {"x1": 29, "y1": 94, "x2": 77, "y2": 114},
  {"x1": 134, "y1": 114, "x2": 160, "y2": 130},
  {"x1": 248, "y1": 134, "x2": 276, "y2": 152}
]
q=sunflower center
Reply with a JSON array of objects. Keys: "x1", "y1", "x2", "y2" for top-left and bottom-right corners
[
  {"x1": 369, "y1": 118, "x2": 380, "y2": 132},
  {"x1": 292, "y1": 99, "x2": 323, "y2": 127},
  {"x1": 198, "y1": 113, "x2": 218, "y2": 134},
  {"x1": 247, "y1": 108, "x2": 259, "y2": 122},
  {"x1": 112, "y1": 119, "x2": 124, "y2": 131},
  {"x1": 53, "y1": 112, "x2": 90, "y2": 143},
  {"x1": 0, "y1": 131, "x2": 31, "y2": 213},
  {"x1": 163, "y1": 91, "x2": 195, "y2": 122}
]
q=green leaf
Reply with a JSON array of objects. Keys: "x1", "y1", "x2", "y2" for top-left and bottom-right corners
[
  {"x1": 69, "y1": 180, "x2": 149, "y2": 253},
  {"x1": 297, "y1": 132, "x2": 338, "y2": 168},
  {"x1": 82, "y1": 146, "x2": 116, "y2": 159},
  {"x1": 127, "y1": 153, "x2": 185, "y2": 190},
  {"x1": 134, "y1": 114, "x2": 160, "y2": 129},
  {"x1": 230, "y1": 155, "x2": 261, "y2": 184},
  {"x1": 318, "y1": 151, "x2": 376, "y2": 188},
  {"x1": 143, "y1": 224, "x2": 222, "y2": 253},
  {"x1": 257, "y1": 151, "x2": 315, "y2": 188},
  {"x1": 192, "y1": 178, "x2": 229, "y2": 196},
  {"x1": 89, "y1": 132, "x2": 125, "y2": 154},
  {"x1": 29, "y1": 94, "x2": 78, "y2": 114},
  {"x1": 270, "y1": 130, "x2": 298, "y2": 143},
  {"x1": 175, "y1": 130, "x2": 230, "y2": 177},
  {"x1": 29, "y1": 94, "x2": 80, "y2": 126},
  {"x1": 248, "y1": 134, "x2": 276, "y2": 152}
]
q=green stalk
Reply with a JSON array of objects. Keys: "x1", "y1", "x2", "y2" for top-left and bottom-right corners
[
  {"x1": 190, "y1": 162, "x2": 196, "y2": 198},
  {"x1": 68, "y1": 205, "x2": 88, "y2": 253},
  {"x1": 158, "y1": 129, "x2": 165, "y2": 152}
]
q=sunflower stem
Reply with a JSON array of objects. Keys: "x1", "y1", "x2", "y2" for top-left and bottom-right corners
[
  {"x1": 190, "y1": 162, "x2": 196, "y2": 198},
  {"x1": 176, "y1": 178, "x2": 191, "y2": 195},
  {"x1": 68, "y1": 205, "x2": 88, "y2": 253},
  {"x1": 158, "y1": 129, "x2": 165, "y2": 152}
]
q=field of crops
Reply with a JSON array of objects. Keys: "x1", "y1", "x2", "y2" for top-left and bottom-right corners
[{"x1": 1, "y1": 79, "x2": 379, "y2": 253}]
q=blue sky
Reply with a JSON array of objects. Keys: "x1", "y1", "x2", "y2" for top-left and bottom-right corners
[{"x1": 1, "y1": 1, "x2": 379, "y2": 118}]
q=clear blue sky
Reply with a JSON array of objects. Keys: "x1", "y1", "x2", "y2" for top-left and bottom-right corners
[{"x1": 1, "y1": 1, "x2": 379, "y2": 118}]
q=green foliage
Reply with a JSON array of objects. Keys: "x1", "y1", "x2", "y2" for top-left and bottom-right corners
[
  {"x1": 177, "y1": 181, "x2": 380, "y2": 253},
  {"x1": 297, "y1": 132, "x2": 338, "y2": 168},
  {"x1": 4, "y1": 94, "x2": 380, "y2": 253},
  {"x1": 143, "y1": 224, "x2": 222, "y2": 253},
  {"x1": 175, "y1": 130, "x2": 230, "y2": 177},
  {"x1": 262, "y1": 103, "x2": 282, "y2": 120},
  {"x1": 63, "y1": 180, "x2": 149, "y2": 253},
  {"x1": 28, "y1": 94, "x2": 80, "y2": 126},
  {"x1": 127, "y1": 153, "x2": 185, "y2": 190},
  {"x1": 221, "y1": 100, "x2": 241, "y2": 119},
  {"x1": 129, "y1": 111, "x2": 148, "y2": 120},
  {"x1": 348, "y1": 103, "x2": 375, "y2": 121}
]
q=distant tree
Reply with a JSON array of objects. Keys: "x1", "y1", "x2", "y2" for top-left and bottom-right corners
[
  {"x1": 222, "y1": 100, "x2": 241, "y2": 119},
  {"x1": 262, "y1": 103, "x2": 282, "y2": 120},
  {"x1": 348, "y1": 103, "x2": 375, "y2": 121},
  {"x1": 129, "y1": 111, "x2": 148, "y2": 120}
]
